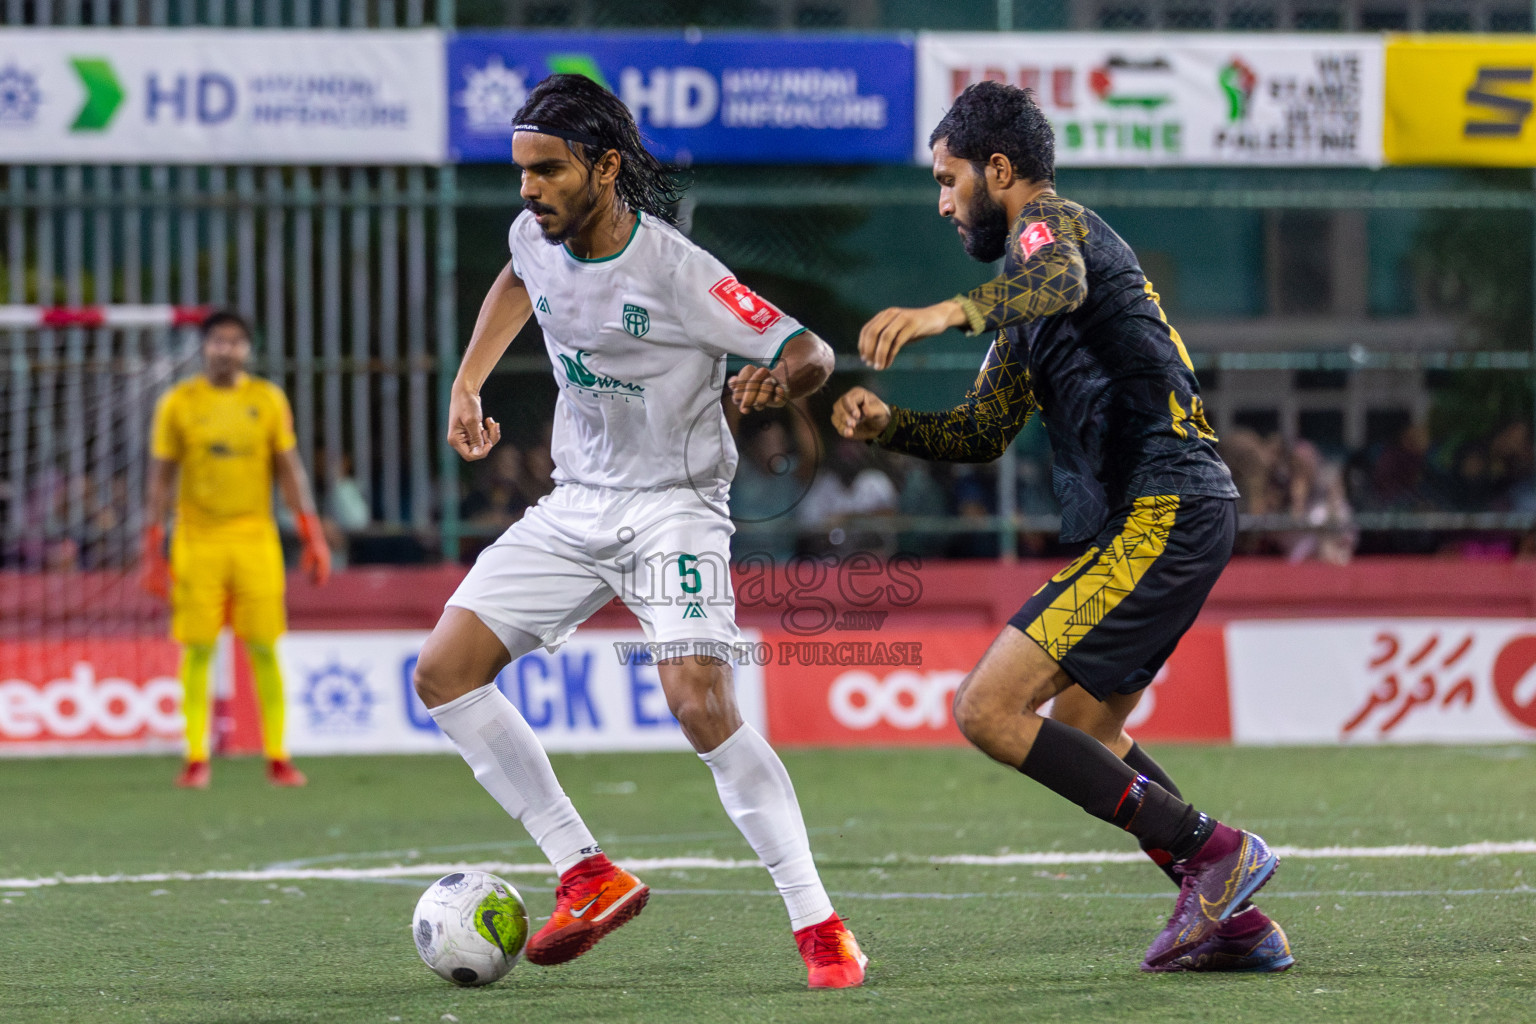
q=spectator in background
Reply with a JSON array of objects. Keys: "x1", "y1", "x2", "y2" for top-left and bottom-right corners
[
  {"x1": 876, "y1": 448, "x2": 948, "y2": 557},
  {"x1": 796, "y1": 437, "x2": 898, "y2": 555},
  {"x1": 327, "y1": 453, "x2": 372, "y2": 531},
  {"x1": 730, "y1": 413, "x2": 813, "y2": 563},
  {"x1": 461, "y1": 443, "x2": 535, "y2": 530},
  {"x1": 1278, "y1": 439, "x2": 1356, "y2": 565},
  {"x1": 1370, "y1": 423, "x2": 1432, "y2": 509},
  {"x1": 1488, "y1": 421, "x2": 1534, "y2": 509},
  {"x1": 1218, "y1": 427, "x2": 1285, "y2": 517},
  {"x1": 523, "y1": 420, "x2": 557, "y2": 504},
  {"x1": 947, "y1": 465, "x2": 999, "y2": 559}
]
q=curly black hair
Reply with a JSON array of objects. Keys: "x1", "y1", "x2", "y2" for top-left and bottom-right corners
[
  {"x1": 928, "y1": 81, "x2": 1055, "y2": 185},
  {"x1": 515, "y1": 73, "x2": 686, "y2": 224}
]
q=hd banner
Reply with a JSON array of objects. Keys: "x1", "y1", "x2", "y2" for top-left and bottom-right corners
[
  {"x1": 447, "y1": 32, "x2": 915, "y2": 164},
  {"x1": 0, "y1": 29, "x2": 446, "y2": 164},
  {"x1": 1385, "y1": 35, "x2": 1536, "y2": 166},
  {"x1": 917, "y1": 33, "x2": 1384, "y2": 167},
  {"x1": 277, "y1": 629, "x2": 767, "y2": 756}
]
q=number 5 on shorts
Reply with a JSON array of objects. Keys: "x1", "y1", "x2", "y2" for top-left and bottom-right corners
[{"x1": 678, "y1": 554, "x2": 702, "y2": 595}]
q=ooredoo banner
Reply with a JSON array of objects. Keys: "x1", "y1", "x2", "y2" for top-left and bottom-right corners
[
  {"x1": 279, "y1": 629, "x2": 767, "y2": 755},
  {"x1": 762, "y1": 625, "x2": 1232, "y2": 746},
  {"x1": 0, "y1": 638, "x2": 183, "y2": 755},
  {"x1": 0, "y1": 30, "x2": 446, "y2": 164},
  {"x1": 1226, "y1": 620, "x2": 1536, "y2": 744},
  {"x1": 448, "y1": 32, "x2": 915, "y2": 164},
  {"x1": 917, "y1": 33, "x2": 1384, "y2": 166}
]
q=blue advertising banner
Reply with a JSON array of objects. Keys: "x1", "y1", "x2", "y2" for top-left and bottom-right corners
[{"x1": 447, "y1": 32, "x2": 915, "y2": 165}]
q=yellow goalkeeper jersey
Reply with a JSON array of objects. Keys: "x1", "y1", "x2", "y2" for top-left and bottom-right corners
[{"x1": 151, "y1": 374, "x2": 297, "y2": 536}]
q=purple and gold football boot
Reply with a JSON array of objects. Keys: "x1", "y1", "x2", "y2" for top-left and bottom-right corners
[
  {"x1": 1143, "y1": 905, "x2": 1294, "y2": 973},
  {"x1": 1141, "y1": 824, "x2": 1280, "y2": 970}
]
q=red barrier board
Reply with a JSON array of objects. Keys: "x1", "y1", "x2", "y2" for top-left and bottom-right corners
[
  {"x1": 763, "y1": 625, "x2": 1232, "y2": 747},
  {"x1": 0, "y1": 638, "x2": 183, "y2": 752}
]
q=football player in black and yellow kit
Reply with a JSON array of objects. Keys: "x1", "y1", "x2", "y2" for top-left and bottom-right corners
[
  {"x1": 833, "y1": 82, "x2": 1292, "y2": 973},
  {"x1": 142, "y1": 311, "x2": 330, "y2": 789}
]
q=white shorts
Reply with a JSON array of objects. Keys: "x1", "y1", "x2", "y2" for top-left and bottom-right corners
[{"x1": 447, "y1": 483, "x2": 740, "y2": 654}]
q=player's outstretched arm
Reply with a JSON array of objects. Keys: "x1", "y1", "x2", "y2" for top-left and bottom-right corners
[
  {"x1": 856, "y1": 337, "x2": 1037, "y2": 463},
  {"x1": 727, "y1": 330, "x2": 834, "y2": 414},
  {"x1": 857, "y1": 300, "x2": 969, "y2": 371},
  {"x1": 951, "y1": 209, "x2": 1089, "y2": 337},
  {"x1": 831, "y1": 387, "x2": 892, "y2": 441},
  {"x1": 449, "y1": 261, "x2": 533, "y2": 461}
]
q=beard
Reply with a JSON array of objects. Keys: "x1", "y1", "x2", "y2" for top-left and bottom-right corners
[
  {"x1": 526, "y1": 178, "x2": 601, "y2": 246},
  {"x1": 958, "y1": 186, "x2": 1010, "y2": 263}
]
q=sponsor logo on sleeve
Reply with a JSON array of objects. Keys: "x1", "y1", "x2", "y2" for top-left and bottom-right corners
[
  {"x1": 708, "y1": 276, "x2": 784, "y2": 334},
  {"x1": 1018, "y1": 221, "x2": 1055, "y2": 260}
]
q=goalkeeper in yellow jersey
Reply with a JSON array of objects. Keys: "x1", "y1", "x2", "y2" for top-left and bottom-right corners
[{"x1": 141, "y1": 311, "x2": 331, "y2": 789}]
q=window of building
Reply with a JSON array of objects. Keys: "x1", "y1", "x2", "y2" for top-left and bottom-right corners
[
  {"x1": 1294, "y1": 6, "x2": 1345, "y2": 29},
  {"x1": 1099, "y1": 4, "x2": 1151, "y2": 28},
  {"x1": 1489, "y1": 8, "x2": 1534, "y2": 31},
  {"x1": 1166, "y1": 5, "x2": 1217, "y2": 28},
  {"x1": 524, "y1": 3, "x2": 573, "y2": 25},
  {"x1": 1366, "y1": 408, "x2": 1412, "y2": 447},
  {"x1": 796, "y1": 3, "x2": 847, "y2": 26},
  {"x1": 1228, "y1": 4, "x2": 1279, "y2": 28},
  {"x1": 1235, "y1": 408, "x2": 1282, "y2": 437},
  {"x1": 1296, "y1": 369, "x2": 1350, "y2": 391},
  {"x1": 1360, "y1": 6, "x2": 1409, "y2": 29},
  {"x1": 1272, "y1": 211, "x2": 1334, "y2": 315},
  {"x1": 1299, "y1": 409, "x2": 1347, "y2": 455},
  {"x1": 1423, "y1": 7, "x2": 1473, "y2": 31}
]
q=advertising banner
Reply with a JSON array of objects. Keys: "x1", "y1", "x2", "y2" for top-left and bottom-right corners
[
  {"x1": 917, "y1": 33, "x2": 1383, "y2": 167},
  {"x1": 1384, "y1": 35, "x2": 1536, "y2": 166},
  {"x1": 447, "y1": 32, "x2": 915, "y2": 164},
  {"x1": 762, "y1": 625, "x2": 1232, "y2": 747},
  {"x1": 279, "y1": 629, "x2": 766, "y2": 755},
  {"x1": 0, "y1": 638, "x2": 183, "y2": 755},
  {"x1": 0, "y1": 30, "x2": 446, "y2": 164},
  {"x1": 1226, "y1": 620, "x2": 1536, "y2": 744}
]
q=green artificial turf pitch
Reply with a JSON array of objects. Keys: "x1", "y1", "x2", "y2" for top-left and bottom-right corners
[{"x1": 1, "y1": 746, "x2": 1533, "y2": 1023}]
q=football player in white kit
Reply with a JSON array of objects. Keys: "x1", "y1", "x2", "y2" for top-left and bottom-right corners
[{"x1": 411, "y1": 74, "x2": 867, "y2": 988}]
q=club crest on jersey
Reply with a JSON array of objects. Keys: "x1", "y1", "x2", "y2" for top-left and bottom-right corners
[
  {"x1": 708, "y1": 276, "x2": 783, "y2": 334},
  {"x1": 535, "y1": 295, "x2": 551, "y2": 314},
  {"x1": 622, "y1": 303, "x2": 650, "y2": 338},
  {"x1": 1018, "y1": 221, "x2": 1055, "y2": 261}
]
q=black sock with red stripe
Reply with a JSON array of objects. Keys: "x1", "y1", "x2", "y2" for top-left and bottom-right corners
[
  {"x1": 1020, "y1": 719, "x2": 1212, "y2": 862},
  {"x1": 1123, "y1": 742, "x2": 1186, "y2": 886}
]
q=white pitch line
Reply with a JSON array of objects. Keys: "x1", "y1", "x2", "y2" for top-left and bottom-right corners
[
  {"x1": 3, "y1": 840, "x2": 1534, "y2": 891},
  {"x1": 931, "y1": 839, "x2": 1536, "y2": 866}
]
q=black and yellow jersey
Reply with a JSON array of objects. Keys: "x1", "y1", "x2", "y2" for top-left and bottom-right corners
[{"x1": 876, "y1": 193, "x2": 1238, "y2": 543}]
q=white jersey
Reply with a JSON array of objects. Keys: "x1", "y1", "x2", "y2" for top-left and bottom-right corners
[{"x1": 509, "y1": 210, "x2": 805, "y2": 502}]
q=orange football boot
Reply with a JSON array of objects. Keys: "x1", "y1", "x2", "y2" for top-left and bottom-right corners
[
  {"x1": 525, "y1": 854, "x2": 650, "y2": 966},
  {"x1": 266, "y1": 759, "x2": 308, "y2": 787},
  {"x1": 795, "y1": 913, "x2": 867, "y2": 989},
  {"x1": 174, "y1": 760, "x2": 211, "y2": 789}
]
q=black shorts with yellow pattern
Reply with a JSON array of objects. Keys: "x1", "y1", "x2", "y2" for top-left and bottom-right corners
[{"x1": 1007, "y1": 495, "x2": 1236, "y2": 701}]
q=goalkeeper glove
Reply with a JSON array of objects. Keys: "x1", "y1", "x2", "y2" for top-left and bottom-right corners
[
  {"x1": 296, "y1": 512, "x2": 332, "y2": 586},
  {"x1": 139, "y1": 524, "x2": 170, "y2": 600}
]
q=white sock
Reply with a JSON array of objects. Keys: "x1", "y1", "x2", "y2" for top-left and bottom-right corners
[
  {"x1": 700, "y1": 724, "x2": 834, "y2": 931},
  {"x1": 428, "y1": 683, "x2": 600, "y2": 876}
]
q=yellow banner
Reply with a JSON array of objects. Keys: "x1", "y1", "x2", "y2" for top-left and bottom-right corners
[{"x1": 1385, "y1": 35, "x2": 1536, "y2": 166}]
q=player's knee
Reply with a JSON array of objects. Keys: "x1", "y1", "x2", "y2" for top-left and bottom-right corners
[
  {"x1": 665, "y1": 676, "x2": 724, "y2": 733},
  {"x1": 412, "y1": 655, "x2": 460, "y2": 710},
  {"x1": 951, "y1": 677, "x2": 1002, "y2": 747}
]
